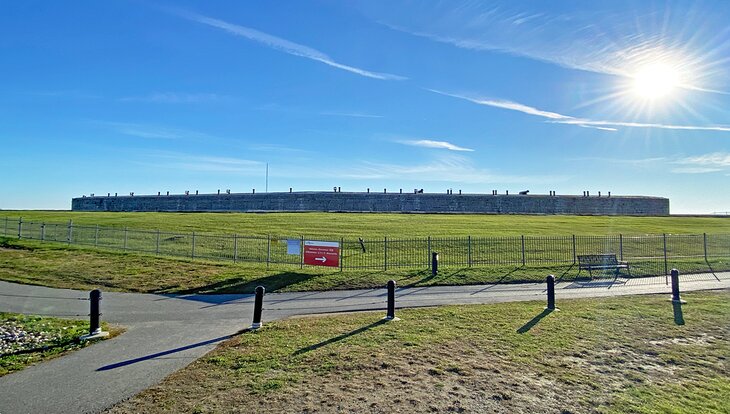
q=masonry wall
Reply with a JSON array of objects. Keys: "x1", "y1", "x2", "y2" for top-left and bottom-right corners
[{"x1": 71, "y1": 192, "x2": 670, "y2": 216}]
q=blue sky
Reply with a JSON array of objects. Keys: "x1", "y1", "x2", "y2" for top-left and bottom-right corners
[{"x1": 1, "y1": 0, "x2": 729, "y2": 213}]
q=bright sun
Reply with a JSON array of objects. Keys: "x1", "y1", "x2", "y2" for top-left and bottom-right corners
[{"x1": 632, "y1": 63, "x2": 681, "y2": 99}]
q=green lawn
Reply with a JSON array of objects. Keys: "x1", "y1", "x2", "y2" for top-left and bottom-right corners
[
  {"x1": 2, "y1": 211, "x2": 728, "y2": 237},
  {"x1": 0, "y1": 313, "x2": 118, "y2": 377},
  {"x1": 1, "y1": 212, "x2": 727, "y2": 294},
  {"x1": 2, "y1": 237, "x2": 727, "y2": 294},
  {"x1": 108, "y1": 290, "x2": 730, "y2": 414}
]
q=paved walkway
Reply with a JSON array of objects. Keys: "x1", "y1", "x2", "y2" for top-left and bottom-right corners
[{"x1": 1, "y1": 271, "x2": 729, "y2": 414}]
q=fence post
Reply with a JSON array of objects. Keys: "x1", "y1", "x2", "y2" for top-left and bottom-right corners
[
  {"x1": 703, "y1": 233, "x2": 708, "y2": 261},
  {"x1": 427, "y1": 236, "x2": 432, "y2": 270},
  {"x1": 156, "y1": 230, "x2": 160, "y2": 254},
  {"x1": 619, "y1": 234, "x2": 624, "y2": 261},
  {"x1": 300, "y1": 236, "x2": 304, "y2": 269},
  {"x1": 340, "y1": 237, "x2": 344, "y2": 272},
  {"x1": 572, "y1": 235, "x2": 577, "y2": 264},
  {"x1": 67, "y1": 220, "x2": 73, "y2": 245},
  {"x1": 233, "y1": 234, "x2": 238, "y2": 263},
  {"x1": 467, "y1": 236, "x2": 472, "y2": 267},
  {"x1": 191, "y1": 232, "x2": 196, "y2": 259},
  {"x1": 432, "y1": 252, "x2": 439, "y2": 276},
  {"x1": 95, "y1": 225, "x2": 99, "y2": 247},
  {"x1": 266, "y1": 234, "x2": 271, "y2": 269},
  {"x1": 41, "y1": 223, "x2": 46, "y2": 241},
  {"x1": 521, "y1": 235, "x2": 526, "y2": 266},
  {"x1": 3, "y1": 216, "x2": 8, "y2": 236},
  {"x1": 663, "y1": 233, "x2": 668, "y2": 276},
  {"x1": 123, "y1": 227, "x2": 128, "y2": 250},
  {"x1": 17, "y1": 217, "x2": 22, "y2": 239},
  {"x1": 384, "y1": 236, "x2": 388, "y2": 271}
]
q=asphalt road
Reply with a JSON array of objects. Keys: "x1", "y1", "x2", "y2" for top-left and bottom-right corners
[{"x1": 1, "y1": 271, "x2": 729, "y2": 414}]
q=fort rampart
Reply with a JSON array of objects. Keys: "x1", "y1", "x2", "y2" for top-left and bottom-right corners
[{"x1": 71, "y1": 191, "x2": 670, "y2": 216}]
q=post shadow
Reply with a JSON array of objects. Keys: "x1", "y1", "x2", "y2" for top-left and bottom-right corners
[
  {"x1": 517, "y1": 309, "x2": 553, "y2": 334},
  {"x1": 672, "y1": 301, "x2": 685, "y2": 326},
  {"x1": 293, "y1": 319, "x2": 386, "y2": 356},
  {"x1": 704, "y1": 259, "x2": 721, "y2": 282},
  {"x1": 96, "y1": 333, "x2": 239, "y2": 371}
]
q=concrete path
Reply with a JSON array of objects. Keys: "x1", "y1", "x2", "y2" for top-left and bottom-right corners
[{"x1": 1, "y1": 271, "x2": 729, "y2": 414}]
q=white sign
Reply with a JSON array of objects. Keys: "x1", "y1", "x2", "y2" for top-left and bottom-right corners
[{"x1": 286, "y1": 239, "x2": 300, "y2": 255}]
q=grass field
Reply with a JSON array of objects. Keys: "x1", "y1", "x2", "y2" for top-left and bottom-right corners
[
  {"x1": 1, "y1": 212, "x2": 728, "y2": 294},
  {"x1": 2, "y1": 211, "x2": 729, "y2": 237},
  {"x1": 108, "y1": 290, "x2": 730, "y2": 414},
  {"x1": 2, "y1": 237, "x2": 728, "y2": 294},
  {"x1": 0, "y1": 313, "x2": 117, "y2": 377}
]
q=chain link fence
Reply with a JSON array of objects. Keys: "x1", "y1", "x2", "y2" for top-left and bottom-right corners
[{"x1": 2, "y1": 216, "x2": 728, "y2": 276}]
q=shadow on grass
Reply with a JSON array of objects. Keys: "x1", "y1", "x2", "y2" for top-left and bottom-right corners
[
  {"x1": 96, "y1": 332, "x2": 238, "y2": 371},
  {"x1": 517, "y1": 309, "x2": 553, "y2": 334},
  {"x1": 166, "y1": 271, "x2": 323, "y2": 295},
  {"x1": 672, "y1": 301, "x2": 685, "y2": 326},
  {"x1": 1, "y1": 336, "x2": 82, "y2": 357},
  {"x1": 293, "y1": 319, "x2": 387, "y2": 356}
]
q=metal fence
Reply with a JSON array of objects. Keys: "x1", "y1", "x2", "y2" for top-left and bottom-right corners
[{"x1": 2, "y1": 216, "x2": 728, "y2": 276}]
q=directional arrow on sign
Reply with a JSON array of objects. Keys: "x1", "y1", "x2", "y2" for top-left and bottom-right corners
[{"x1": 315, "y1": 257, "x2": 327, "y2": 263}]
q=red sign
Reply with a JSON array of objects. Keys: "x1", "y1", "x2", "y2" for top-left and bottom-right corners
[{"x1": 303, "y1": 240, "x2": 340, "y2": 267}]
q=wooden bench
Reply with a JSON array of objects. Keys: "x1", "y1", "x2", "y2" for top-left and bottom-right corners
[{"x1": 577, "y1": 254, "x2": 631, "y2": 277}]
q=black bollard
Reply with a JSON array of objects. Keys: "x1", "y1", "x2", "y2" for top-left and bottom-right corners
[
  {"x1": 670, "y1": 269, "x2": 685, "y2": 303},
  {"x1": 80, "y1": 289, "x2": 109, "y2": 340},
  {"x1": 546, "y1": 275, "x2": 556, "y2": 310},
  {"x1": 251, "y1": 286, "x2": 265, "y2": 329},
  {"x1": 384, "y1": 280, "x2": 399, "y2": 321},
  {"x1": 90, "y1": 289, "x2": 101, "y2": 335},
  {"x1": 432, "y1": 252, "x2": 439, "y2": 276}
]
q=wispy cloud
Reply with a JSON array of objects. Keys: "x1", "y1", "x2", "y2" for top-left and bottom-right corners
[
  {"x1": 671, "y1": 167, "x2": 723, "y2": 174},
  {"x1": 553, "y1": 119, "x2": 730, "y2": 132},
  {"x1": 429, "y1": 89, "x2": 730, "y2": 133},
  {"x1": 143, "y1": 152, "x2": 264, "y2": 173},
  {"x1": 373, "y1": 1, "x2": 729, "y2": 93},
  {"x1": 248, "y1": 144, "x2": 312, "y2": 154},
  {"x1": 398, "y1": 139, "x2": 474, "y2": 152},
  {"x1": 94, "y1": 121, "x2": 215, "y2": 140},
  {"x1": 672, "y1": 152, "x2": 730, "y2": 174},
  {"x1": 119, "y1": 92, "x2": 228, "y2": 103},
  {"x1": 340, "y1": 154, "x2": 567, "y2": 184},
  {"x1": 173, "y1": 9, "x2": 406, "y2": 81}
]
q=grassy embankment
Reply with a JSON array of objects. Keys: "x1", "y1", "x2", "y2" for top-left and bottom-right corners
[
  {"x1": 0, "y1": 212, "x2": 728, "y2": 294},
  {"x1": 2, "y1": 211, "x2": 728, "y2": 237},
  {"x1": 0, "y1": 313, "x2": 118, "y2": 377},
  {"x1": 109, "y1": 290, "x2": 730, "y2": 414}
]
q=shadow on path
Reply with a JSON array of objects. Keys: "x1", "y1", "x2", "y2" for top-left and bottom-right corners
[
  {"x1": 672, "y1": 301, "x2": 685, "y2": 326},
  {"x1": 517, "y1": 309, "x2": 553, "y2": 334},
  {"x1": 469, "y1": 266, "x2": 526, "y2": 295},
  {"x1": 96, "y1": 333, "x2": 241, "y2": 371},
  {"x1": 293, "y1": 320, "x2": 386, "y2": 356}
]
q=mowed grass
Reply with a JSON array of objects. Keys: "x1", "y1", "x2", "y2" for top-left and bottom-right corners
[
  {"x1": 1, "y1": 212, "x2": 727, "y2": 294},
  {"x1": 109, "y1": 290, "x2": 730, "y2": 414},
  {"x1": 2, "y1": 211, "x2": 728, "y2": 237},
  {"x1": 3, "y1": 237, "x2": 727, "y2": 294},
  {"x1": 0, "y1": 313, "x2": 119, "y2": 377}
]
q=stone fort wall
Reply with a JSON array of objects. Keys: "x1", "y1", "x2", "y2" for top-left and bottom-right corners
[{"x1": 71, "y1": 192, "x2": 670, "y2": 216}]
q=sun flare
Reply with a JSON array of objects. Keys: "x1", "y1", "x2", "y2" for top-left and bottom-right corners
[{"x1": 632, "y1": 63, "x2": 680, "y2": 99}]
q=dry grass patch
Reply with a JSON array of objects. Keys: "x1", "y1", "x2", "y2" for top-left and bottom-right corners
[{"x1": 109, "y1": 291, "x2": 729, "y2": 413}]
